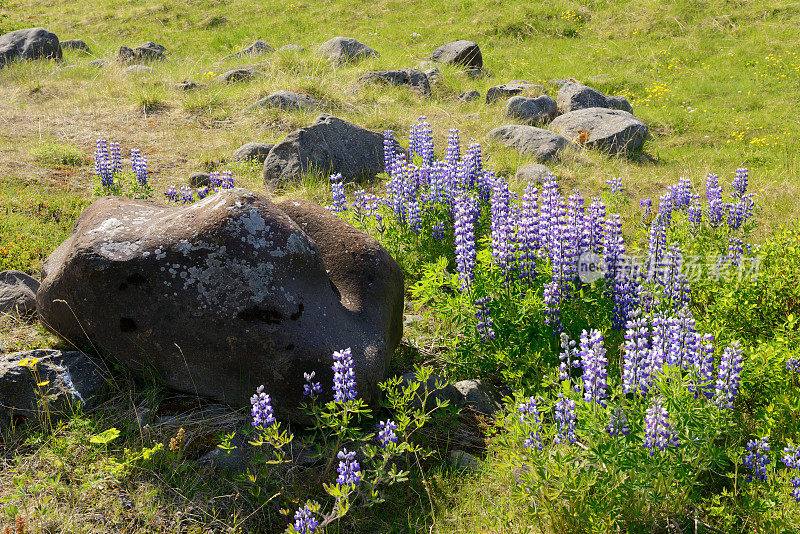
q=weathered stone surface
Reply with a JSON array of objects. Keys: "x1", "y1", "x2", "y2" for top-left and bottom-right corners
[
  {"x1": 453, "y1": 379, "x2": 501, "y2": 416},
  {"x1": 60, "y1": 39, "x2": 90, "y2": 53},
  {"x1": 486, "y1": 124, "x2": 574, "y2": 162},
  {"x1": 607, "y1": 95, "x2": 633, "y2": 113},
  {"x1": 252, "y1": 90, "x2": 320, "y2": 111},
  {"x1": 36, "y1": 189, "x2": 404, "y2": 421},
  {"x1": 318, "y1": 37, "x2": 378, "y2": 63},
  {"x1": 222, "y1": 40, "x2": 273, "y2": 61},
  {"x1": 0, "y1": 28, "x2": 61, "y2": 68},
  {"x1": 357, "y1": 68, "x2": 430, "y2": 95},
  {"x1": 400, "y1": 372, "x2": 462, "y2": 412},
  {"x1": 486, "y1": 81, "x2": 544, "y2": 105},
  {"x1": 514, "y1": 163, "x2": 554, "y2": 185},
  {"x1": 215, "y1": 68, "x2": 259, "y2": 84},
  {"x1": 262, "y1": 114, "x2": 401, "y2": 183},
  {"x1": 189, "y1": 172, "x2": 210, "y2": 188},
  {"x1": 505, "y1": 95, "x2": 558, "y2": 125},
  {"x1": 277, "y1": 44, "x2": 304, "y2": 53},
  {"x1": 556, "y1": 81, "x2": 633, "y2": 114},
  {"x1": 88, "y1": 58, "x2": 106, "y2": 68},
  {"x1": 550, "y1": 107, "x2": 648, "y2": 154},
  {"x1": 231, "y1": 142, "x2": 274, "y2": 164},
  {"x1": 430, "y1": 40, "x2": 482, "y2": 70},
  {"x1": 0, "y1": 271, "x2": 39, "y2": 316},
  {"x1": 0, "y1": 349, "x2": 106, "y2": 425},
  {"x1": 424, "y1": 67, "x2": 440, "y2": 84},
  {"x1": 124, "y1": 65, "x2": 152, "y2": 75},
  {"x1": 449, "y1": 449, "x2": 479, "y2": 471},
  {"x1": 175, "y1": 80, "x2": 199, "y2": 91},
  {"x1": 117, "y1": 41, "x2": 166, "y2": 63},
  {"x1": 458, "y1": 90, "x2": 480, "y2": 102}
]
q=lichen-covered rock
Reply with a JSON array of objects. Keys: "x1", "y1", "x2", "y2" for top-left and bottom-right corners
[
  {"x1": 252, "y1": 90, "x2": 319, "y2": 111},
  {"x1": 550, "y1": 107, "x2": 648, "y2": 155},
  {"x1": 430, "y1": 40, "x2": 482, "y2": 70},
  {"x1": 505, "y1": 95, "x2": 558, "y2": 125},
  {"x1": 222, "y1": 40, "x2": 273, "y2": 61},
  {"x1": 36, "y1": 189, "x2": 404, "y2": 421},
  {"x1": 357, "y1": 68, "x2": 430, "y2": 95},
  {"x1": 214, "y1": 68, "x2": 259, "y2": 84},
  {"x1": 458, "y1": 90, "x2": 480, "y2": 102},
  {"x1": 117, "y1": 41, "x2": 166, "y2": 63},
  {"x1": 0, "y1": 270, "x2": 39, "y2": 315},
  {"x1": 0, "y1": 28, "x2": 61, "y2": 68},
  {"x1": 486, "y1": 124, "x2": 574, "y2": 162},
  {"x1": 231, "y1": 142, "x2": 274, "y2": 163},
  {"x1": 514, "y1": 163, "x2": 555, "y2": 185},
  {"x1": 556, "y1": 81, "x2": 633, "y2": 114},
  {"x1": 453, "y1": 379, "x2": 501, "y2": 416},
  {"x1": 486, "y1": 81, "x2": 544, "y2": 105},
  {"x1": 318, "y1": 37, "x2": 378, "y2": 63},
  {"x1": 60, "y1": 39, "x2": 90, "y2": 53}
]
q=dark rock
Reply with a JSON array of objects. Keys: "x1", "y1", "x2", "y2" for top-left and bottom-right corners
[
  {"x1": 88, "y1": 58, "x2": 106, "y2": 68},
  {"x1": 60, "y1": 39, "x2": 90, "y2": 53},
  {"x1": 458, "y1": 90, "x2": 480, "y2": 102},
  {"x1": 36, "y1": 189, "x2": 404, "y2": 422},
  {"x1": 607, "y1": 95, "x2": 633, "y2": 113},
  {"x1": 400, "y1": 371, "x2": 462, "y2": 412},
  {"x1": 215, "y1": 68, "x2": 259, "y2": 84},
  {"x1": 118, "y1": 41, "x2": 166, "y2": 64},
  {"x1": 357, "y1": 68, "x2": 430, "y2": 95},
  {"x1": 430, "y1": 40, "x2": 482, "y2": 70},
  {"x1": 198, "y1": 431, "x2": 249, "y2": 473},
  {"x1": 550, "y1": 107, "x2": 648, "y2": 155},
  {"x1": 252, "y1": 90, "x2": 320, "y2": 111},
  {"x1": 262, "y1": 114, "x2": 402, "y2": 183},
  {"x1": 231, "y1": 142, "x2": 274, "y2": 164},
  {"x1": 0, "y1": 271, "x2": 39, "y2": 315},
  {"x1": 175, "y1": 81, "x2": 199, "y2": 91},
  {"x1": 0, "y1": 28, "x2": 62, "y2": 68},
  {"x1": 0, "y1": 349, "x2": 106, "y2": 425},
  {"x1": 486, "y1": 124, "x2": 574, "y2": 162},
  {"x1": 486, "y1": 81, "x2": 544, "y2": 105},
  {"x1": 318, "y1": 37, "x2": 378, "y2": 63},
  {"x1": 505, "y1": 95, "x2": 558, "y2": 125},
  {"x1": 222, "y1": 40, "x2": 273, "y2": 62},
  {"x1": 449, "y1": 449, "x2": 479, "y2": 471},
  {"x1": 277, "y1": 44, "x2": 304, "y2": 53},
  {"x1": 514, "y1": 163, "x2": 555, "y2": 185},
  {"x1": 556, "y1": 81, "x2": 633, "y2": 114},
  {"x1": 423, "y1": 67, "x2": 440, "y2": 84},
  {"x1": 189, "y1": 172, "x2": 210, "y2": 188},
  {"x1": 453, "y1": 379, "x2": 501, "y2": 416}
]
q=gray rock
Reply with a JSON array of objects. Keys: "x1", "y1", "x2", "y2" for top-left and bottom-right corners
[
  {"x1": 124, "y1": 65, "x2": 152, "y2": 75},
  {"x1": 424, "y1": 67, "x2": 440, "y2": 84},
  {"x1": 189, "y1": 172, "x2": 210, "y2": 188},
  {"x1": 505, "y1": 95, "x2": 558, "y2": 125},
  {"x1": 458, "y1": 90, "x2": 480, "y2": 102},
  {"x1": 0, "y1": 349, "x2": 106, "y2": 425},
  {"x1": 0, "y1": 271, "x2": 39, "y2": 315},
  {"x1": 262, "y1": 114, "x2": 402, "y2": 183},
  {"x1": 36, "y1": 190, "x2": 404, "y2": 422},
  {"x1": 199, "y1": 431, "x2": 249, "y2": 473},
  {"x1": 118, "y1": 41, "x2": 166, "y2": 63},
  {"x1": 252, "y1": 90, "x2": 320, "y2": 111},
  {"x1": 550, "y1": 107, "x2": 648, "y2": 155},
  {"x1": 175, "y1": 81, "x2": 199, "y2": 91},
  {"x1": 400, "y1": 371, "x2": 462, "y2": 412},
  {"x1": 318, "y1": 36, "x2": 378, "y2": 63},
  {"x1": 357, "y1": 68, "x2": 430, "y2": 95},
  {"x1": 88, "y1": 58, "x2": 106, "y2": 68},
  {"x1": 231, "y1": 142, "x2": 274, "y2": 164},
  {"x1": 453, "y1": 379, "x2": 501, "y2": 416},
  {"x1": 607, "y1": 95, "x2": 633, "y2": 113},
  {"x1": 277, "y1": 44, "x2": 304, "y2": 53},
  {"x1": 486, "y1": 124, "x2": 574, "y2": 162},
  {"x1": 215, "y1": 68, "x2": 259, "y2": 84},
  {"x1": 222, "y1": 40, "x2": 273, "y2": 61},
  {"x1": 0, "y1": 27, "x2": 62, "y2": 68},
  {"x1": 556, "y1": 81, "x2": 633, "y2": 114},
  {"x1": 548, "y1": 78, "x2": 572, "y2": 88},
  {"x1": 486, "y1": 81, "x2": 544, "y2": 105},
  {"x1": 430, "y1": 40, "x2": 482, "y2": 70},
  {"x1": 449, "y1": 449, "x2": 479, "y2": 471},
  {"x1": 60, "y1": 39, "x2": 90, "y2": 53},
  {"x1": 514, "y1": 163, "x2": 555, "y2": 185}
]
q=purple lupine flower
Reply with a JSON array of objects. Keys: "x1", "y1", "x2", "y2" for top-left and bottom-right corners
[
  {"x1": 293, "y1": 504, "x2": 319, "y2": 533},
  {"x1": 303, "y1": 371, "x2": 322, "y2": 397},
  {"x1": 558, "y1": 332, "x2": 580, "y2": 382},
  {"x1": 715, "y1": 341, "x2": 743, "y2": 409},
  {"x1": 538, "y1": 173, "x2": 560, "y2": 256},
  {"x1": 518, "y1": 396, "x2": 543, "y2": 450},
  {"x1": 94, "y1": 139, "x2": 114, "y2": 188},
  {"x1": 662, "y1": 244, "x2": 691, "y2": 312},
  {"x1": 640, "y1": 198, "x2": 653, "y2": 225},
  {"x1": 727, "y1": 238, "x2": 744, "y2": 267},
  {"x1": 667, "y1": 307, "x2": 698, "y2": 368},
  {"x1": 791, "y1": 478, "x2": 800, "y2": 503},
  {"x1": 604, "y1": 176, "x2": 623, "y2": 193},
  {"x1": 517, "y1": 184, "x2": 540, "y2": 281},
  {"x1": 727, "y1": 198, "x2": 753, "y2": 230},
  {"x1": 328, "y1": 173, "x2": 347, "y2": 213},
  {"x1": 250, "y1": 385, "x2": 275, "y2": 428},
  {"x1": 376, "y1": 420, "x2": 399, "y2": 448},
  {"x1": 658, "y1": 192, "x2": 674, "y2": 227},
  {"x1": 464, "y1": 140, "x2": 483, "y2": 193},
  {"x1": 706, "y1": 173, "x2": 727, "y2": 227},
  {"x1": 196, "y1": 186, "x2": 210, "y2": 199},
  {"x1": 606, "y1": 407, "x2": 630, "y2": 436},
  {"x1": 445, "y1": 128, "x2": 460, "y2": 170},
  {"x1": 553, "y1": 393, "x2": 577, "y2": 444},
  {"x1": 787, "y1": 358, "x2": 800, "y2": 373},
  {"x1": 646, "y1": 222, "x2": 667, "y2": 284},
  {"x1": 781, "y1": 444, "x2": 800, "y2": 502},
  {"x1": 165, "y1": 185, "x2": 178, "y2": 201},
  {"x1": 603, "y1": 213, "x2": 637, "y2": 330},
  {"x1": 110, "y1": 141, "x2": 122, "y2": 172},
  {"x1": 431, "y1": 221, "x2": 446, "y2": 240},
  {"x1": 688, "y1": 333, "x2": 716, "y2": 399},
  {"x1": 383, "y1": 130, "x2": 396, "y2": 174},
  {"x1": 643, "y1": 396, "x2": 679, "y2": 454},
  {"x1": 475, "y1": 296, "x2": 496, "y2": 343},
  {"x1": 622, "y1": 309, "x2": 650, "y2": 395},
  {"x1": 178, "y1": 185, "x2": 194, "y2": 204},
  {"x1": 733, "y1": 167, "x2": 748, "y2": 198},
  {"x1": 673, "y1": 178, "x2": 693, "y2": 209},
  {"x1": 546, "y1": 194, "x2": 580, "y2": 332},
  {"x1": 641, "y1": 311, "x2": 669, "y2": 394},
  {"x1": 130, "y1": 149, "x2": 148, "y2": 186},
  {"x1": 415, "y1": 116, "x2": 435, "y2": 166},
  {"x1": 687, "y1": 202, "x2": 702, "y2": 225},
  {"x1": 579, "y1": 329, "x2": 608, "y2": 406},
  {"x1": 583, "y1": 198, "x2": 606, "y2": 254},
  {"x1": 332, "y1": 347, "x2": 357, "y2": 402},
  {"x1": 543, "y1": 281, "x2": 563, "y2": 332},
  {"x1": 407, "y1": 199, "x2": 421, "y2": 234},
  {"x1": 335, "y1": 448, "x2": 362, "y2": 486},
  {"x1": 454, "y1": 193, "x2": 478, "y2": 290},
  {"x1": 743, "y1": 437, "x2": 770, "y2": 483},
  {"x1": 220, "y1": 171, "x2": 235, "y2": 189},
  {"x1": 490, "y1": 178, "x2": 514, "y2": 279}
]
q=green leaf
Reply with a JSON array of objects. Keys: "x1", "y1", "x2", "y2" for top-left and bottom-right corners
[{"x1": 89, "y1": 427, "x2": 120, "y2": 445}]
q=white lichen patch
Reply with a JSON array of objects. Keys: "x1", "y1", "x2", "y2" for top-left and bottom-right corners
[
  {"x1": 90, "y1": 217, "x2": 126, "y2": 237},
  {"x1": 99, "y1": 240, "x2": 140, "y2": 259}
]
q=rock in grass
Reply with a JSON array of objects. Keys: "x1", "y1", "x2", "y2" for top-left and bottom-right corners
[
  {"x1": 458, "y1": 90, "x2": 480, "y2": 102},
  {"x1": 486, "y1": 80, "x2": 544, "y2": 105},
  {"x1": 262, "y1": 114, "x2": 402, "y2": 183},
  {"x1": 449, "y1": 450, "x2": 479, "y2": 471},
  {"x1": 550, "y1": 107, "x2": 648, "y2": 155},
  {"x1": 277, "y1": 44, "x2": 304, "y2": 53},
  {"x1": 505, "y1": 95, "x2": 558, "y2": 125},
  {"x1": 222, "y1": 40, "x2": 273, "y2": 61},
  {"x1": 117, "y1": 41, "x2": 166, "y2": 63},
  {"x1": 318, "y1": 36, "x2": 378, "y2": 63},
  {"x1": 0, "y1": 28, "x2": 61, "y2": 68},
  {"x1": 514, "y1": 163, "x2": 555, "y2": 185},
  {"x1": 0, "y1": 349, "x2": 106, "y2": 426},
  {"x1": 486, "y1": 124, "x2": 574, "y2": 162},
  {"x1": 357, "y1": 68, "x2": 431, "y2": 95},
  {"x1": 60, "y1": 39, "x2": 90, "y2": 53},
  {"x1": 88, "y1": 58, "x2": 106, "y2": 68},
  {"x1": 189, "y1": 172, "x2": 211, "y2": 188},
  {"x1": 252, "y1": 90, "x2": 320, "y2": 111},
  {"x1": 231, "y1": 142, "x2": 274, "y2": 163},
  {"x1": 400, "y1": 372, "x2": 462, "y2": 412},
  {"x1": 430, "y1": 40, "x2": 482, "y2": 70},
  {"x1": 0, "y1": 270, "x2": 39, "y2": 315},
  {"x1": 124, "y1": 65, "x2": 152, "y2": 75},
  {"x1": 214, "y1": 68, "x2": 259, "y2": 84},
  {"x1": 36, "y1": 189, "x2": 404, "y2": 422},
  {"x1": 175, "y1": 80, "x2": 199, "y2": 91},
  {"x1": 556, "y1": 80, "x2": 632, "y2": 114},
  {"x1": 424, "y1": 67, "x2": 440, "y2": 84},
  {"x1": 453, "y1": 379, "x2": 502, "y2": 416}
]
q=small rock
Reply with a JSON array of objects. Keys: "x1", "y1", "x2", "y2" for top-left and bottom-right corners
[
  {"x1": 430, "y1": 40, "x2": 482, "y2": 70},
  {"x1": 318, "y1": 36, "x2": 378, "y2": 63},
  {"x1": 252, "y1": 90, "x2": 320, "y2": 111},
  {"x1": 607, "y1": 95, "x2": 633, "y2": 113},
  {"x1": 400, "y1": 371, "x2": 462, "y2": 412},
  {"x1": 514, "y1": 163, "x2": 555, "y2": 185},
  {"x1": 199, "y1": 431, "x2": 249, "y2": 473},
  {"x1": 231, "y1": 142, "x2": 274, "y2": 164},
  {"x1": 0, "y1": 270, "x2": 39, "y2": 315},
  {"x1": 117, "y1": 41, "x2": 166, "y2": 63},
  {"x1": 486, "y1": 124, "x2": 574, "y2": 162},
  {"x1": 357, "y1": 68, "x2": 430, "y2": 95},
  {"x1": 505, "y1": 95, "x2": 558, "y2": 125},
  {"x1": 189, "y1": 172, "x2": 210, "y2": 188},
  {"x1": 486, "y1": 81, "x2": 544, "y2": 105},
  {"x1": 277, "y1": 44, "x2": 304, "y2": 53},
  {"x1": 215, "y1": 68, "x2": 259, "y2": 84},
  {"x1": 453, "y1": 379, "x2": 502, "y2": 416},
  {"x1": 124, "y1": 65, "x2": 152, "y2": 75},
  {"x1": 222, "y1": 40, "x2": 273, "y2": 62},
  {"x1": 60, "y1": 39, "x2": 90, "y2": 53},
  {"x1": 88, "y1": 58, "x2": 106, "y2": 68},
  {"x1": 424, "y1": 67, "x2": 440, "y2": 84},
  {"x1": 0, "y1": 27, "x2": 62, "y2": 68},
  {"x1": 549, "y1": 107, "x2": 648, "y2": 155},
  {"x1": 458, "y1": 90, "x2": 480, "y2": 102},
  {"x1": 175, "y1": 80, "x2": 199, "y2": 91},
  {"x1": 449, "y1": 449, "x2": 479, "y2": 471},
  {"x1": 556, "y1": 81, "x2": 632, "y2": 114}
]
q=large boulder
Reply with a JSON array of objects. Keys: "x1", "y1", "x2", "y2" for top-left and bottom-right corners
[
  {"x1": 0, "y1": 270, "x2": 39, "y2": 315},
  {"x1": 222, "y1": 40, "x2": 273, "y2": 61},
  {"x1": 430, "y1": 40, "x2": 482, "y2": 70},
  {"x1": 0, "y1": 28, "x2": 61, "y2": 68},
  {"x1": 486, "y1": 124, "x2": 574, "y2": 162},
  {"x1": 36, "y1": 189, "x2": 404, "y2": 421},
  {"x1": 252, "y1": 90, "x2": 320, "y2": 111},
  {"x1": 262, "y1": 114, "x2": 400, "y2": 183},
  {"x1": 357, "y1": 68, "x2": 430, "y2": 95},
  {"x1": 556, "y1": 81, "x2": 633, "y2": 114},
  {"x1": 550, "y1": 107, "x2": 648, "y2": 155},
  {"x1": 318, "y1": 37, "x2": 378, "y2": 63},
  {"x1": 505, "y1": 95, "x2": 558, "y2": 125},
  {"x1": 0, "y1": 349, "x2": 106, "y2": 425}
]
